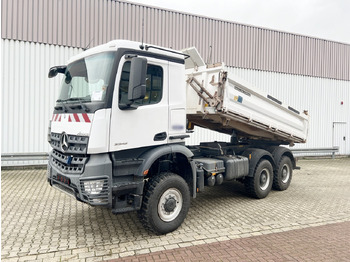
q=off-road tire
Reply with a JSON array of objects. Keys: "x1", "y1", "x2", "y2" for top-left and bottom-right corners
[
  {"x1": 273, "y1": 156, "x2": 293, "y2": 191},
  {"x1": 245, "y1": 159, "x2": 273, "y2": 199},
  {"x1": 138, "y1": 172, "x2": 190, "y2": 235}
]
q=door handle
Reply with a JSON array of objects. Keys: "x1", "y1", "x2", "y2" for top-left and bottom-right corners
[{"x1": 154, "y1": 132, "x2": 167, "y2": 141}]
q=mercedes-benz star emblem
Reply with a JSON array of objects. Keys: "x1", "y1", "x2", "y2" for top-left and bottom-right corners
[{"x1": 60, "y1": 132, "x2": 69, "y2": 152}]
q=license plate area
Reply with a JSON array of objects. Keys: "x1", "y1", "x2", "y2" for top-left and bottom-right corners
[{"x1": 56, "y1": 174, "x2": 71, "y2": 186}]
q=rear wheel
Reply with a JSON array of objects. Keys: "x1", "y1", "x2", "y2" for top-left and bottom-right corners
[
  {"x1": 138, "y1": 172, "x2": 190, "y2": 235},
  {"x1": 273, "y1": 156, "x2": 293, "y2": 191},
  {"x1": 245, "y1": 159, "x2": 273, "y2": 199}
]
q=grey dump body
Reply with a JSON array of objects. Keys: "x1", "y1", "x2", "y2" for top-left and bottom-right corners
[{"x1": 183, "y1": 47, "x2": 309, "y2": 145}]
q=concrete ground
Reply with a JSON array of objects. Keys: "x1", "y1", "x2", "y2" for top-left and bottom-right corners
[{"x1": 1, "y1": 158, "x2": 350, "y2": 262}]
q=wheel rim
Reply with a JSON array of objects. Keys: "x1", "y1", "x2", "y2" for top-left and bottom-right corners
[
  {"x1": 281, "y1": 164, "x2": 291, "y2": 184},
  {"x1": 158, "y1": 188, "x2": 183, "y2": 222},
  {"x1": 259, "y1": 168, "x2": 271, "y2": 191}
]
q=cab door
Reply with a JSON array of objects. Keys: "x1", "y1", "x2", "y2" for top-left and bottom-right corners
[{"x1": 110, "y1": 55, "x2": 169, "y2": 152}]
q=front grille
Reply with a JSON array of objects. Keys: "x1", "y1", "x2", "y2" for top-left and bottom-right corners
[
  {"x1": 49, "y1": 132, "x2": 89, "y2": 174},
  {"x1": 80, "y1": 178, "x2": 109, "y2": 205},
  {"x1": 50, "y1": 132, "x2": 89, "y2": 154},
  {"x1": 51, "y1": 149, "x2": 88, "y2": 174}
]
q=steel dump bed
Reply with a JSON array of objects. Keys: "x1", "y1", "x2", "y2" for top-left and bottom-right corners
[{"x1": 183, "y1": 48, "x2": 309, "y2": 145}]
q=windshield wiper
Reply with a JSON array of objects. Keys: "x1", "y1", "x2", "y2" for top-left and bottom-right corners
[
  {"x1": 55, "y1": 99, "x2": 69, "y2": 112},
  {"x1": 65, "y1": 98, "x2": 90, "y2": 112}
]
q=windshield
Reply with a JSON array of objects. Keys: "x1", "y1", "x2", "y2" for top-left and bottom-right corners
[{"x1": 58, "y1": 52, "x2": 115, "y2": 103}]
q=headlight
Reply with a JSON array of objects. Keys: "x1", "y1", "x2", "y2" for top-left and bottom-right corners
[{"x1": 83, "y1": 180, "x2": 104, "y2": 195}]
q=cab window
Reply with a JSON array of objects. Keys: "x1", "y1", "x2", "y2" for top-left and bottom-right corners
[{"x1": 119, "y1": 61, "x2": 163, "y2": 107}]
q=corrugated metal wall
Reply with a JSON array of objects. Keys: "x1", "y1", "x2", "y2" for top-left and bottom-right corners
[
  {"x1": 1, "y1": 0, "x2": 350, "y2": 165},
  {"x1": 2, "y1": 0, "x2": 350, "y2": 81},
  {"x1": 1, "y1": 39, "x2": 82, "y2": 159},
  {"x1": 1, "y1": 39, "x2": 349, "y2": 164}
]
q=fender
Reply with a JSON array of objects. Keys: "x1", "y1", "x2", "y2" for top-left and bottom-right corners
[
  {"x1": 136, "y1": 144, "x2": 197, "y2": 197},
  {"x1": 266, "y1": 146, "x2": 296, "y2": 169},
  {"x1": 242, "y1": 148, "x2": 275, "y2": 177}
]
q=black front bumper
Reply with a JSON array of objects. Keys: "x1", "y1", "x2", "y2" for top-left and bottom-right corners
[
  {"x1": 47, "y1": 151, "x2": 144, "y2": 212},
  {"x1": 47, "y1": 152, "x2": 112, "y2": 206}
]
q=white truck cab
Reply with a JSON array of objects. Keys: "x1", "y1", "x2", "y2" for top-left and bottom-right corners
[{"x1": 47, "y1": 40, "x2": 308, "y2": 234}]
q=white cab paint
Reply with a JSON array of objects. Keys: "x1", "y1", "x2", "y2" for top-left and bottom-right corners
[
  {"x1": 88, "y1": 109, "x2": 111, "y2": 154},
  {"x1": 109, "y1": 55, "x2": 170, "y2": 152},
  {"x1": 168, "y1": 60, "x2": 187, "y2": 142}
]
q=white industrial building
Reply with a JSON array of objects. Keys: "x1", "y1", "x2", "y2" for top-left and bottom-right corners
[{"x1": 1, "y1": 0, "x2": 349, "y2": 166}]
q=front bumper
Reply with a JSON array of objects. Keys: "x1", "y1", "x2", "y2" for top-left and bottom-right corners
[{"x1": 47, "y1": 152, "x2": 113, "y2": 207}]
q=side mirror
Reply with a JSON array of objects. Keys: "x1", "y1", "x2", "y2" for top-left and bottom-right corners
[
  {"x1": 128, "y1": 57, "x2": 147, "y2": 101},
  {"x1": 48, "y1": 66, "x2": 66, "y2": 78}
]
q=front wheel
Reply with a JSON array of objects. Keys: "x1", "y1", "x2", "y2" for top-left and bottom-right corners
[
  {"x1": 245, "y1": 159, "x2": 273, "y2": 199},
  {"x1": 138, "y1": 172, "x2": 190, "y2": 235}
]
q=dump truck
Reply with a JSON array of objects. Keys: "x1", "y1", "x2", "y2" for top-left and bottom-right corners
[{"x1": 47, "y1": 40, "x2": 309, "y2": 234}]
